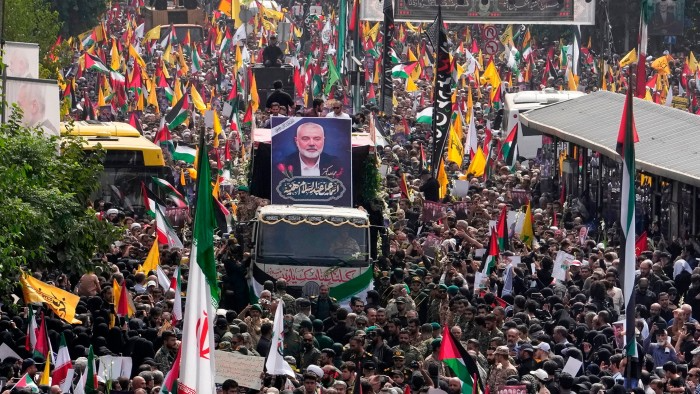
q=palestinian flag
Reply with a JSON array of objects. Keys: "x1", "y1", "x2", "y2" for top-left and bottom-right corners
[
  {"x1": 439, "y1": 325, "x2": 483, "y2": 394},
  {"x1": 154, "y1": 124, "x2": 175, "y2": 152},
  {"x1": 165, "y1": 93, "x2": 189, "y2": 130},
  {"x1": 85, "y1": 53, "x2": 110, "y2": 74},
  {"x1": 219, "y1": 28, "x2": 232, "y2": 54},
  {"x1": 617, "y1": 87, "x2": 639, "y2": 358},
  {"x1": 416, "y1": 107, "x2": 433, "y2": 124},
  {"x1": 142, "y1": 181, "x2": 166, "y2": 217},
  {"x1": 502, "y1": 122, "x2": 519, "y2": 167},
  {"x1": 391, "y1": 62, "x2": 417, "y2": 79},
  {"x1": 479, "y1": 228, "x2": 499, "y2": 275},
  {"x1": 160, "y1": 346, "x2": 182, "y2": 394},
  {"x1": 81, "y1": 30, "x2": 97, "y2": 49},
  {"x1": 14, "y1": 373, "x2": 39, "y2": 393},
  {"x1": 172, "y1": 145, "x2": 196, "y2": 164},
  {"x1": 152, "y1": 177, "x2": 185, "y2": 200},
  {"x1": 496, "y1": 205, "x2": 509, "y2": 251}
]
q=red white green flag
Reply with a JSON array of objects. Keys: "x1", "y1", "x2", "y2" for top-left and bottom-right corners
[{"x1": 438, "y1": 326, "x2": 482, "y2": 394}]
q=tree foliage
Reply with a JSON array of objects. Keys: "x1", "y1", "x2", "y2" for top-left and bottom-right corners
[
  {"x1": 0, "y1": 106, "x2": 120, "y2": 294},
  {"x1": 48, "y1": 0, "x2": 108, "y2": 38},
  {"x1": 4, "y1": 0, "x2": 61, "y2": 56}
]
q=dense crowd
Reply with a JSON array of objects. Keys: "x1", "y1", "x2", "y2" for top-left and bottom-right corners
[{"x1": 3, "y1": 1, "x2": 700, "y2": 394}]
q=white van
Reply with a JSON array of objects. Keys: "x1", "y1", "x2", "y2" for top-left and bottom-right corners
[{"x1": 504, "y1": 89, "x2": 585, "y2": 159}]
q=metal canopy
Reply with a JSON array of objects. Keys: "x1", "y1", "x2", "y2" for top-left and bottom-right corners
[{"x1": 520, "y1": 90, "x2": 700, "y2": 187}]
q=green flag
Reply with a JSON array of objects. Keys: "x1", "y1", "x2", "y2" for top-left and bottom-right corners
[
  {"x1": 193, "y1": 132, "x2": 220, "y2": 306},
  {"x1": 325, "y1": 55, "x2": 340, "y2": 95}
]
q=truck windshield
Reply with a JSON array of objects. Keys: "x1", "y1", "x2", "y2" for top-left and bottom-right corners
[{"x1": 258, "y1": 222, "x2": 369, "y2": 267}]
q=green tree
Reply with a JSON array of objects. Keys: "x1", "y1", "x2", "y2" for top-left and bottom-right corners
[
  {"x1": 0, "y1": 106, "x2": 120, "y2": 295},
  {"x1": 4, "y1": 0, "x2": 61, "y2": 57},
  {"x1": 48, "y1": 0, "x2": 108, "y2": 38}
]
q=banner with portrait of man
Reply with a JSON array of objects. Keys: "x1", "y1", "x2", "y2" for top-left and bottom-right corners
[
  {"x1": 4, "y1": 77, "x2": 60, "y2": 136},
  {"x1": 3, "y1": 41, "x2": 40, "y2": 78},
  {"x1": 271, "y1": 117, "x2": 352, "y2": 206},
  {"x1": 649, "y1": 0, "x2": 685, "y2": 36}
]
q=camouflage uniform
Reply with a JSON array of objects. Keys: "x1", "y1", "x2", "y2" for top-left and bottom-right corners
[
  {"x1": 478, "y1": 328, "x2": 503, "y2": 353},
  {"x1": 284, "y1": 330, "x2": 303, "y2": 364},
  {"x1": 278, "y1": 291, "x2": 298, "y2": 315},
  {"x1": 427, "y1": 299, "x2": 442, "y2": 323},
  {"x1": 461, "y1": 321, "x2": 480, "y2": 342},
  {"x1": 391, "y1": 344, "x2": 422, "y2": 366}
]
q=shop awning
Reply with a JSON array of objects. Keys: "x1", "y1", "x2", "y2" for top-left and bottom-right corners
[{"x1": 520, "y1": 90, "x2": 700, "y2": 187}]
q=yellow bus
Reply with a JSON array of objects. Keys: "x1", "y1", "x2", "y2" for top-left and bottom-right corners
[{"x1": 61, "y1": 120, "x2": 169, "y2": 213}]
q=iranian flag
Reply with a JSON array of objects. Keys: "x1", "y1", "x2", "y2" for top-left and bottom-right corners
[
  {"x1": 25, "y1": 307, "x2": 38, "y2": 353},
  {"x1": 179, "y1": 137, "x2": 219, "y2": 394},
  {"x1": 502, "y1": 122, "x2": 519, "y2": 168},
  {"x1": 465, "y1": 106, "x2": 478, "y2": 159},
  {"x1": 155, "y1": 203, "x2": 184, "y2": 249},
  {"x1": 438, "y1": 326, "x2": 482, "y2": 394},
  {"x1": 53, "y1": 333, "x2": 74, "y2": 394},
  {"x1": 14, "y1": 373, "x2": 39, "y2": 393},
  {"x1": 416, "y1": 107, "x2": 433, "y2": 124},
  {"x1": 495, "y1": 205, "x2": 509, "y2": 251},
  {"x1": 480, "y1": 228, "x2": 499, "y2": 275},
  {"x1": 165, "y1": 93, "x2": 190, "y2": 130},
  {"x1": 86, "y1": 345, "x2": 98, "y2": 394},
  {"x1": 160, "y1": 346, "x2": 182, "y2": 394},
  {"x1": 170, "y1": 266, "x2": 183, "y2": 324},
  {"x1": 172, "y1": 145, "x2": 197, "y2": 164},
  {"x1": 85, "y1": 53, "x2": 110, "y2": 74},
  {"x1": 618, "y1": 87, "x2": 639, "y2": 358}
]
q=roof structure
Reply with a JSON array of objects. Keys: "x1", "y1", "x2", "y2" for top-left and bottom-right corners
[{"x1": 520, "y1": 90, "x2": 700, "y2": 187}]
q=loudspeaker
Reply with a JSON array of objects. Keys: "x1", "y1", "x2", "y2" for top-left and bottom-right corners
[
  {"x1": 154, "y1": 0, "x2": 167, "y2": 10},
  {"x1": 183, "y1": 0, "x2": 198, "y2": 9}
]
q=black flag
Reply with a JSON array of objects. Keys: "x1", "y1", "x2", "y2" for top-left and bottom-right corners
[
  {"x1": 379, "y1": 0, "x2": 395, "y2": 116},
  {"x1": 426, "y1": 5, "x2": 452, "y2": 176}
]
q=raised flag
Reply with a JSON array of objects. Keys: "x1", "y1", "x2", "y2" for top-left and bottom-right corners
[
  {"x1": 179, "y1": 131, "x2": 220, "y2": 394},
  {"x1": 139, "y1": 239, "x2": 160, "y2": 274},
  {"x1": 619, "y1": 48, "x2": 637, "y2": 68},
  {"x1": 173, "y1": 145, "x2": 197, "y2": 164},
  {"x1": 152, "y1": 177, "x2": 186, "y2": 200},
  {"x1": 53, "y1": 334, "x2": 73, "y2": 393},
  {"x1": 520, "y1": 201, "x2": 534, "y2": 248},
  {"x1": 25, "y1": 307, "x2": 38, "y2": 353},
  {"x1": 465, "y1": 146, "x2": 486, "y2": 177},
  {"x1": 380, "y1": 0, "x2": 395, "y2": 115},
  {"x1": 171, "y1": 266, "x2": 183, "y2": 324},
  {"x1": 496, "y1": 205, "x2": 509, "y2": 251},
  {"x1": 165, "y1": 94, "x2": 190, "y2": 130},
  {"x1": 502, "y1": 122, "x2": 519, "y2": 167},
  {"x1": 86, "y1": 346, "x2": 97, "y2": 394},
  {"x1": 635, "y1": 231, "x2": 648, "y2": 256},
  {"x1": 20, "y1": 271, "x2": 81, "y2": 324},
  {"x1": 14, "y1": 373, "x2": 39, "y2": 393},
  {"x1": 265, "y1": 300, "x2": 295, "y2": 376},
  {"x1": 480, "y1": 228, "x2": 499, "y2": 275},
  {"x1": 416, "y1": 107, "x2": 433, "y2": 124},
  {"x1": 161, "y1": 346, "x2": 182, "y2": 394},
  {"x1": 617, "y1": 87, "x2": 639, "y2": 359},
  {"x1": 85, "y1": 53, "x2": 110, "y2": 74},
  {"x1": 439, "y1": 325, "x2": 482, "y2": 394}
]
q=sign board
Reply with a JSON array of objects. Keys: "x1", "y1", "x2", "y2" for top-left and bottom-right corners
[
  {"x1": 3, "y1": 77, "x2": 60, "y2": 136},
  {"x1": 97, "y1": 356, "x2": 133, "y2": 380},
  {"x1": 671, "y1": 96, "x2": 690, "y2": 111},
  {"x1": 271, "y1": 117, "x2": 353, "y2": 206},
  {"x1": 649, "y1": 0, "x2": 684, "y2": 36},
  {"x1": 393, "y1": 0, "x2": 595, "y2": 25},
  {"x1": 214, "y1": 350, "x2": 265, "y2": 388},
  {"x1": 4, "y1": 41, "x2": 40, "y2": 78}
]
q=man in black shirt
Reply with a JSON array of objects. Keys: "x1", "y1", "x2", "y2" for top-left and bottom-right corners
[
  {"x1": 418, "y1": 169, "x2": 439, "y2": 202},
  {"x1": 266, "y1": 80, "x2": 295, "y2": 113},
  {"x1": 263, "y1": 35, "x2": 284, "y2": 67}
]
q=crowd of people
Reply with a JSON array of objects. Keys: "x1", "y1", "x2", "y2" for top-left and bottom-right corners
[{"x1": 3, "y1": 1, "x2": 700, "y2": 394}]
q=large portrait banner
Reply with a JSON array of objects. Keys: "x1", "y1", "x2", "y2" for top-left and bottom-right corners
[{"x1": 271, "y1": 117, "x2": 352, "y2": 206}]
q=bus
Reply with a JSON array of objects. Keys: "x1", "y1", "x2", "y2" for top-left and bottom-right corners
[
  {"x1": 62, "y1": 121, "x2": 170, "y2": 215},
  {"x1": 249, "y1": 204, "x2": 373, "y2": 304},
  {"x1": 504, "y1": 89, "x2": 585, "y2": 159}
]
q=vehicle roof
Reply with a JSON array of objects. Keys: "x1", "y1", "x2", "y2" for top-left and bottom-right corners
[
  {"x1": 61, "y1": 121, "x2": 142, "y2": 137},
  {"x1": 505, "y1": 89, "x2": 586, "y2": 110},
  {"x1": 258, "y1": 205, "x2": 369, "y2": 219}
]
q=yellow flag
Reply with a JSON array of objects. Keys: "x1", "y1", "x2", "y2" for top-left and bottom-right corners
[
  {"x1": 392, "y1": 93, "x2": 398, "y2": 107},
  {"x1": 147, "y1": 79, "x2": 159, "y2": 113},
  {"x1": 174, "y1": 80, "x2": 183, "y2": 103},
  {"x1": 213, "y1": 110, "x2": 223, "y2": 147},
  {"x1": 180, "y1": 168, "x2": 186, "y2": 186},
  {"x1": 161, "y1": 59, "x2": 171, "y2": 79},
  {"x1": 447, "y1": 125, "x2": 464, "y2": 167},
  {"x1": 218, "y1": 0, "x2": 233, "y2": 16},
  {"x1": 250, "y1": 75, "x2": 260, "y2": 112},
  {"x1": 139, "y1": 240, "x2": 160, "y2": 274},
  {"x1": 520, "y1": 201, "x2": 534, "y2": 247},
  {"x1": 619, "y1": 48, "x2": 637, "y2": 68},
  {"x1": 437, "y1": 158, "x2": 448, "y2": 199},
  {"x1": 262, "y1": 6, "x2": 284, "y2": 20},
  {"x1": 235, "y1": 45, "x2": 243, "y2": 71},
  {"x1": 408, "y1": 48, "x2": 418, "y2": 62},
  {"x1": 162, "y1": 43, "x2": 173, "y2": 65},
  {"x1": 112, "y1": 278, "x2": 122, "y2": 308},
  {"x1": 406, "y1": 77, "x2": 418, "y2": 92},
  {"x1": 142, "y1": 26, "x2": 161, "y2": 43},
  {"x1": 137, "y1": 89, "x2": 145, "y2": 111},
  {"x1": 40, "y1": 354, "x2": 51, "y2": 385},
  {"x1": 453, "y1": 112, "x2": 464, "y2": 141},
  {"x1": 466, "y1": 146, "x2": 486, "y2": 177},
  {"x1": 232, "y1": 0, "x2": 242, "y2": 28},
  {"x1": 688, "y1": 52, "x2": 698, "y2": 73},
  {"x1": 20, "y1": 271, "x2": 81, "y2": 324},
  {"x1": 110, "y1": 39, "x2": 120, "y2": 71},
  {"x1": 97, "y1": 84, "x2": 106, "y2": 106},
  {"x1": 480, "y1": 61, "x2": 501, "y2": 88},
  {"x1": 369, "y1": 23, "x2": 380, "y2": 42},
  {"x1": 499, "y1": 25, "x2": 513, "y2": 47},
  {"x1": 567, "y1": 68, "x2": 578, "y2": 91},
  {"x1": 651, "y1": 55, "x2": 671, "y2": 75}
]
